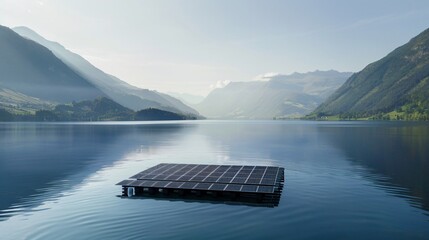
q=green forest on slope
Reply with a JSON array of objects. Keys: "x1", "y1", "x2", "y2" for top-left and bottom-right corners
[
  {"x1": 0, "y1": 97, "x2": 198, "y2": 121},
  {"x1": 310, "y1": 27, "x2": 429, "y2": 121}
]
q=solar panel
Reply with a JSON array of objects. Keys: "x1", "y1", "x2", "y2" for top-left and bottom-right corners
[
  {"x1": 118, "y1": 163, "x2": 284, "y2": 195},
  {"x1": 132, "y1": 163, "x2": 279, "y2": 185}
]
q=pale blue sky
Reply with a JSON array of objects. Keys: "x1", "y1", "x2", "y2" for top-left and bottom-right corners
[{"x1": 1, "y1": 0, "x2": 429, "y2": 95}]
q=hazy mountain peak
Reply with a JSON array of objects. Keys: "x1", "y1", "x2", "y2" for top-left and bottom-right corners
[
  {"x1": 13, "y1": 26, "x2": 66, "y2": 52},
  {"x1": 196, "y1": 70, "x2": 352, "y2": 119},
  {"x1": 0, "y1": 25, "x2": 105, "y2": 102},
  {"x1": 12, "y1": 26, "x2": 200, "y2": 115}
]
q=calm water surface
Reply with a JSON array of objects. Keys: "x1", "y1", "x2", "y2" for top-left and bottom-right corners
[{"x1": 0, "y1": 121, "x2": 428, "y2": 239}]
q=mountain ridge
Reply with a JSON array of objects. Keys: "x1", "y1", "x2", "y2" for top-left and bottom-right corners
[
  {"x1": 0, "y1": 25, "x2": 105, "y2": 103},
  {"x1": 196, "y1": 70, "x2": 352, "y2": 119},
  {"x1": 311, "y1": 27, "x2": 429, "y2": 120},
  {"x1": 13, "y1": 26, "x2": 200, "y2": 116}
]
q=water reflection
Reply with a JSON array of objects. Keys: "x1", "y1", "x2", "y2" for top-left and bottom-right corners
[
  {"x1": 197, "y1": 121, "x2": 429, "y2": 214},
  {"x1": 0, "y1": 123, "x2": 191, "y2": 220},
  {"x1": 1, "y1": 121, "x2": 429, "y2": 240},
  {"x1": 318, "y1": 122, "x2": 429, "y2": 213}
]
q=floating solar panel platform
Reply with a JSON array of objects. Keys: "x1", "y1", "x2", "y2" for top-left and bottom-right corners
[{"x1": 117, "y1": 163, "x2": 285, "y2": 207}]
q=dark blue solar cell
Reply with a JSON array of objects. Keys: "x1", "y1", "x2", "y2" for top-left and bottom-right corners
[
  {"x1": 217, "y1": 177, "x2": 233, "y2": 183},
  {"x1": 223, "y1": 173, "x2": 236, "y2": 178},
  {"x1": 232, "y1": 178, "x2": 247, "y2": 184},
  {"x1": 191, "y1": 176, "x2": 206, "y2": 181},
  {"x1": 263, "y1": 174, "x2": 276, "y2": 178},
  {"x1": 178, "y1": 175, "x2": 193, "y2": 181},
  {"x1": 141, "y1": 180, "x2": 156, "y2": 187},
  {"x1": 257, "y1": 186, "x2": 274, "y2": 193},
  {"x1": 209, "y1": 184, "x2": 227, "y2": 191},
  {"x1": 204, "y1": 177, "x2": 219, "y2": 182},
  {"x1": 165, "y1": 181, "x2": 185, "y2": 188},
  {"x1": 246, "y1": 178, "x2": 261, "y2": 184},
  {"x1": 250, "y1": 173, "x2": 263, "y2": 177},
  {"x1": 225, "y1": 184, "x2": 242, "y2": 191},
  {"x1": 179, "y1": 182, "x2": 197, "y2": 189},
  {"x1": 208, "y1": 172, "x2": 223, "y2": 177},
  {"x1": 217, "y1": 166, "x2": 230, "y2": 171},
  {"x1": 152, "y1": 181, "x2": 169, "y2": 188},
  {"x1": 138, "y1": 181, "x2": 149, "y2": 187},
  {"x1": 260, "y1": 179, "x2": 275, "y2": 185},
  {"x1": 143, "y1": 174, "x2": 158, "y2": 179},
  {"x1": 194, "y1": 183, "x2": 212, "y2": 190},
  {"x1": 236, "y1": 173, "x2": 249, "y2": 178},
  {"x1": 241, "y1": 185, "x2": 258, "y2": 192},
  {"x1": 230, "y1": 166, "x2": 242, "y2": 170},
  {"x1": 165, "y1": 175, "x2": 180, "y2": 181}
]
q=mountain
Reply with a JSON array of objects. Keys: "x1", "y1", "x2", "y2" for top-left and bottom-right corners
[
  {"x1": 0, "y1": 87, "x2": 53, "y2": 114},
  {"x1": 312, "y1": 28, "x2": 429, "y2": 120},
  {"x1": 13, "y1": 26, "x2": 199, "y2": 116},
  {"x1": 0, "y1": 97, "x2": 197, "y2": 122},
  {"x1": 0, "y1": 25, "x2": 105, "y2": 103},
  {"x1": 38, "y1": 97, "x2": 135, "y2": 121},
  {"x1": 195, "y1": 70, "x2": 352, "y2": 119},
  {"x1": 167, "y1": 92, "x2": 205, "y2": 105}
]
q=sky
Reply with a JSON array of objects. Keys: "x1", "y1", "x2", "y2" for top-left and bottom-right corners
[{"x1": 1, "y1": 0, "x2": 429, "y2": 96}]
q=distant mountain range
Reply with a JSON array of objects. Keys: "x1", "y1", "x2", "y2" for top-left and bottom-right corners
[
  {"x1": 312, "y1": 27, "x2": 429, "y2": 120},
  {"x1": 167, "y1": 92, "x2": 205, "y2": 105},
  {"x1": 195, "y1": 70, "x2": 352, "y2": 119},
  {"x1": 7, "y1": 25, "x2": 199, "y2": 116},
  {"x1": 3, "y1": 23, "x2": 428, "y2": 122}
]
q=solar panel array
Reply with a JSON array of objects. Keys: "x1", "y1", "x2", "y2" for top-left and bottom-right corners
[
  {"x1": 118, "y1": 163, "x2": 284, "y2": 194},
  {"x1": 131, "y1": 163, "x2": 280, "y2": 185}
]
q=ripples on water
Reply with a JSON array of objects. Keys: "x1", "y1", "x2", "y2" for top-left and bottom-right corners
[{"x1": 0, "y1": 121, "x2": 429, "y2": 240}]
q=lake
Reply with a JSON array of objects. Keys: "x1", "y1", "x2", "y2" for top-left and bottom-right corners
[{"x1": 0, "y1": 121, "x2": 428, "y2": 240}]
